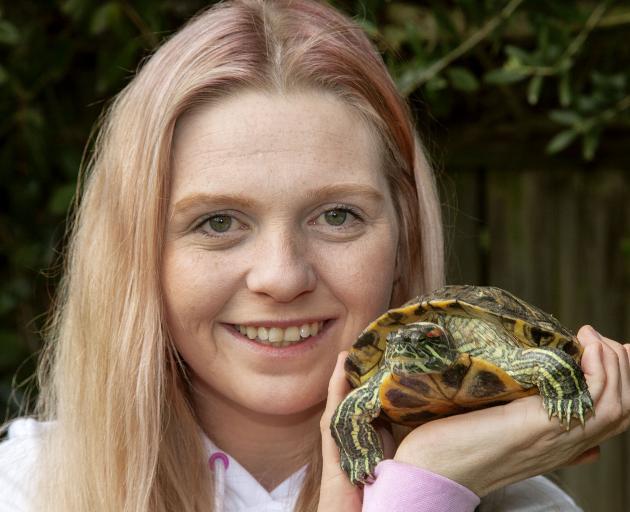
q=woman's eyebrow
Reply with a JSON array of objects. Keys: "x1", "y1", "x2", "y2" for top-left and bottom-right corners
[
  {"x1": 172, "y1": 194, "x2": 257, "y2": 214},
  {"x1": 172, "y1": 184, "x2": 384, "y2": 214},
  {"x1": 303, "y1": 183, "x2": 385, "y2": 203}
]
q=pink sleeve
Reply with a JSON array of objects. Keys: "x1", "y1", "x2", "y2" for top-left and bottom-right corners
[{"x1": 362, "y1": 459, "x2": 480, "y2": 512}]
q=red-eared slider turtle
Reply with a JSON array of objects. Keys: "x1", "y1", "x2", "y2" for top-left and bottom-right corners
[{"x1": 330, "y1": 285, "x2": 594, "y2": 485}]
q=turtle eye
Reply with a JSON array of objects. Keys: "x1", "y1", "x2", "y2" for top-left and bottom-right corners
[{"x1": 426, "y1": 328, "x2": 442, "y2": 338}]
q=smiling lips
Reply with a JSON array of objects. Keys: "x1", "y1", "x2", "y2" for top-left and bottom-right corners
[{"x1": 234, "y1": 321, "x2": 325, "y2": 347}]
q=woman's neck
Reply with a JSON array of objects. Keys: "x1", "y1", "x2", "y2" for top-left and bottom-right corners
[{"x1": 192, "y1": 385, "x2": 323, "y2": 492}]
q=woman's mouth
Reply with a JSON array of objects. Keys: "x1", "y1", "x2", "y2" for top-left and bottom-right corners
[{"x1": 229, "y1": 320, "x2": 328, "y2": 348}]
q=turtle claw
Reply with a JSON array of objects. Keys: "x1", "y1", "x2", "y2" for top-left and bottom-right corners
[
  {"x1": 542, "y1": 391, "x2": 594, "y2": 429},
  {"x1": 340, "y1": 452, "x2": 377, "y2": 486}
]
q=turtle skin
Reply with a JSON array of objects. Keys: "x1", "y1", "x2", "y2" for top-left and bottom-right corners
[{"x1": 330, "y1": 285, "x2": 594, "y2": 486}]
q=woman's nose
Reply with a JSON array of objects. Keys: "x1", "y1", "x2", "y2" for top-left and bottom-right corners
[{"x1": 245, "y1": 230, "x2": 317, "y2": 302}]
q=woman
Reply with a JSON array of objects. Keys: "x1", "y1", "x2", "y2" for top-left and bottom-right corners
[{"x1": 0, "y1": 1, "x2": 628, "y2": 511}]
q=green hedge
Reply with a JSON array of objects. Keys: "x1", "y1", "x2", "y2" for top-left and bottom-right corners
[{"x1": 1, "y1": 0, "x2": 628, "y2": 418}]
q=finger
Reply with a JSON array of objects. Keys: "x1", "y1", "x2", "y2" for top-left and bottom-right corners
[
  {"x1": 375, "y1": 423, "x2": 396, "y2": 459},
  {"x1": 592, "y1": 334, "x2": 622, "y2": 425},
  {"x1": 598, "y1": 336, "x2": 621, "y2": 400},
  {"x1": 579, "y1": 326, "x2": 627, "y2": 437},
  {"x1": 321, "y1": 351, "x2": 351, "y2": 468},
  {"x1": 578, "y1": 326, "x2": 606, "y2": 403},
  {"x1": 600, "y1": 335, "x2": 630, "y2": 380},
  {"x1": 319, "y1": 351, "x2": 362, "y2": 510},
  {"x1": 565, "y1": 446, "x2": 600, "y2": 466},
  {"x1": 607, "y1": 340, "x2": 630, "y2": 432},
  {"x1": 600, "y1": 335, "x2": 630, "y2": 409}
]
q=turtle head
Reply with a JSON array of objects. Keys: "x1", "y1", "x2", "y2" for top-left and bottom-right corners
[{"x1": 384, "y1": 322, "x2": 455, "y2": 375}]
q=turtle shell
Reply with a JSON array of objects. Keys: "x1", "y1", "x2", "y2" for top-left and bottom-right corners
[
  {"x1": 345, "y1": 285, "x2": 582, "y2": 388},
  {"x1": 333, "y1": 286, "x2": 591, "y2": 485},
  {"x1": 377, "y1": 352, "x2": 539, "y2": 425}
]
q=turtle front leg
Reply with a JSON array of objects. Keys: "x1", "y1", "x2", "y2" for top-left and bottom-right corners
[
  {"x1": 330, "y1": 371, "x2": 387, "y2": 485},
  {"x1": 510, "y1": 347, "x2": 594, "y2": 428}
]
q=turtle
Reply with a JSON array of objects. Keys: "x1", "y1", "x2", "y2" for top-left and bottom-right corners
[{"x1": 330, "y1": 285, "x2": 594, "y2": 486}]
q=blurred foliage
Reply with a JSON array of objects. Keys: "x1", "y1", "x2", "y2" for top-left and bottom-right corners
[
  {"x1": 1, "y1": 0, "x2": 629, "y2": 417},
  {"x1": 339, "y1": 0, "x2": 630, "y2": 160}
]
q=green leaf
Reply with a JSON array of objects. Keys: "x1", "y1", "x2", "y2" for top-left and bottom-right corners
[
  {"x1": 527, "y1": 75, "x2": 543, "y2": 105},
  {"x1": 447, "y1": 67, "x2": 479, "y2": 92},
  {"x1": 432, "y1": 5, "x2": 458, "y2": 37},
  {"x1": 537, "y1": 25, "x2": 550, "y2": 59},
  {"x1": 549, "y1": 110, "x2": 582, "y2": 126},
  {"x1": 558, "y1": 72, "x2": 571, "y2": 107},
  {"x1": 0, "y1": 20, "x2": 19, "y2": 45},
  {"x1": 505, "y1": 45, "x2": 533, "y2": 66},
  {"x1": 0, "y1": 64, "x2": 7, "y2": 85},
  {"x1": 61, "y1": 0, "x2": 89, "y2": 20},
  {"x1": 582, "y1": 130, "x2": 600, "y2": 161},
  {"x1": 356, "y1": 18, "x2": 379, "y2": 39},
  {"x1": 90, "y1": 2, "x2": 121, "y2": 35},
  {"x1": 484, "y1": 68, "x2": 529, "y2": 85},
  {"x1": 592, "y1": 71, "x2": 626, "y2": 91},
  {"x1": 396, "y1": 62, "x2": 433, "y2": 96},
  {"x1": 382, "y1": 26, "x2": 408, "y2": 51},
  {"x1": 546, "y1": 129, "x2": 578, "y2": 154},
  {"x1": 425, "y1": 75, "x2": 448, "y2": 92}
]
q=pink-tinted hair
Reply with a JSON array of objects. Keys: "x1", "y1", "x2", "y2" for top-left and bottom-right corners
[{"x1": 32, "y1": 1, "x2": 444, "y2": 511}]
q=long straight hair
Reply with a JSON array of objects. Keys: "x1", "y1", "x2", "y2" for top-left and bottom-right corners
[{"x1": 33, "y1": 1, "x2": 444, "y2": 510}]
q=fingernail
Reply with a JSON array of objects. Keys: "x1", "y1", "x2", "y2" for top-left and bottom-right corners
[{"x1": 588, "y1": 325, "x2": 602, "y2": 340}]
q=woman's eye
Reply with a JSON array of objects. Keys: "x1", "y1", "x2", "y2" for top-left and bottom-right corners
[
  {"x1": 324, "y1": 209, "x2": 348, "y2": 226},
  {"x1": 196, "y1": 214, "x2": 244, "y2": 237},
  {"x1": 315, "y1": 207, "x2": 363, "y2": 228},
  {"x1": 207, "y1": 214, "x2": 233, "y2": 233}
]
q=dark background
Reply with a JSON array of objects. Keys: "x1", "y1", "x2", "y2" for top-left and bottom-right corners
[{"x1": 1, "y1": 1, "x2": 628, "y2": 509}]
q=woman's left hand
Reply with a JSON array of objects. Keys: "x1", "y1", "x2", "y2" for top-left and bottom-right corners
[{"x1": 392, "y1": 325, "x2": 630, "y2": 496}]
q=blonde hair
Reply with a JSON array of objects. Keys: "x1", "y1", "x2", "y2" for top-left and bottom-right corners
[{"x1": 32, "y1": 0, "x2": 444, "y2": 510}]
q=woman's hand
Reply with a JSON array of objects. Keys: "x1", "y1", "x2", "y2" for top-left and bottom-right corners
[
  {"x1": 318, "y1": 351, "x2": 363, "y2": 512},
  {"x1": 393, "y1": 325, "x2": 630, "y2": 497},
  {"x1": 319, "y1": 351, "x2": 397, "y2": 511}
]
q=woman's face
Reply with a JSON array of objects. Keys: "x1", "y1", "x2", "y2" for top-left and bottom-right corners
[{"x1": 162, "y1": 89, "x2": 399, "y2": 419}]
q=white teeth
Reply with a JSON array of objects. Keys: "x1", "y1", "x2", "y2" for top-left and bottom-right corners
[
  {"x1": 235, "y1": 321, "x2": 325, "y2": 346},
  {"x1": 268, "y1": 327, "x2": 283, "y2": 343},
  {"x1": 284, "y1": 327, "x2": 300, "y2": 342}
]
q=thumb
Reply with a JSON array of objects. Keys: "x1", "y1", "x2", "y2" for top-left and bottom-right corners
[
  {"x1": 577, "y1": 325, "x2": 606, "y2": 403},
  {"x1": 318, "y1": 351, "x2": 362, "y2": 511},
  {"x1": 320, "y1": 351, "x2": 351, "y2": 475}
]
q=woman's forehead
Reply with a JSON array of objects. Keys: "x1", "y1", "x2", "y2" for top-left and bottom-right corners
[{"x1": 170, "y1": 90, "x2": 386, "y2": 197}]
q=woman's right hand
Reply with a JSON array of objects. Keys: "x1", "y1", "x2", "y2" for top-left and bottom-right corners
[
  {"x1": 392, "y1": 325, "x2": 630, "y2": 497},
  {"x1": 318, "y1": 351, "x2": 363, "y2": 512}
]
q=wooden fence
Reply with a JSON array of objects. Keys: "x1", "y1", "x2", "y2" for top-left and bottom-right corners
[{"x1": 441, "y1": 164, "x2": 629, "y2": 511}]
